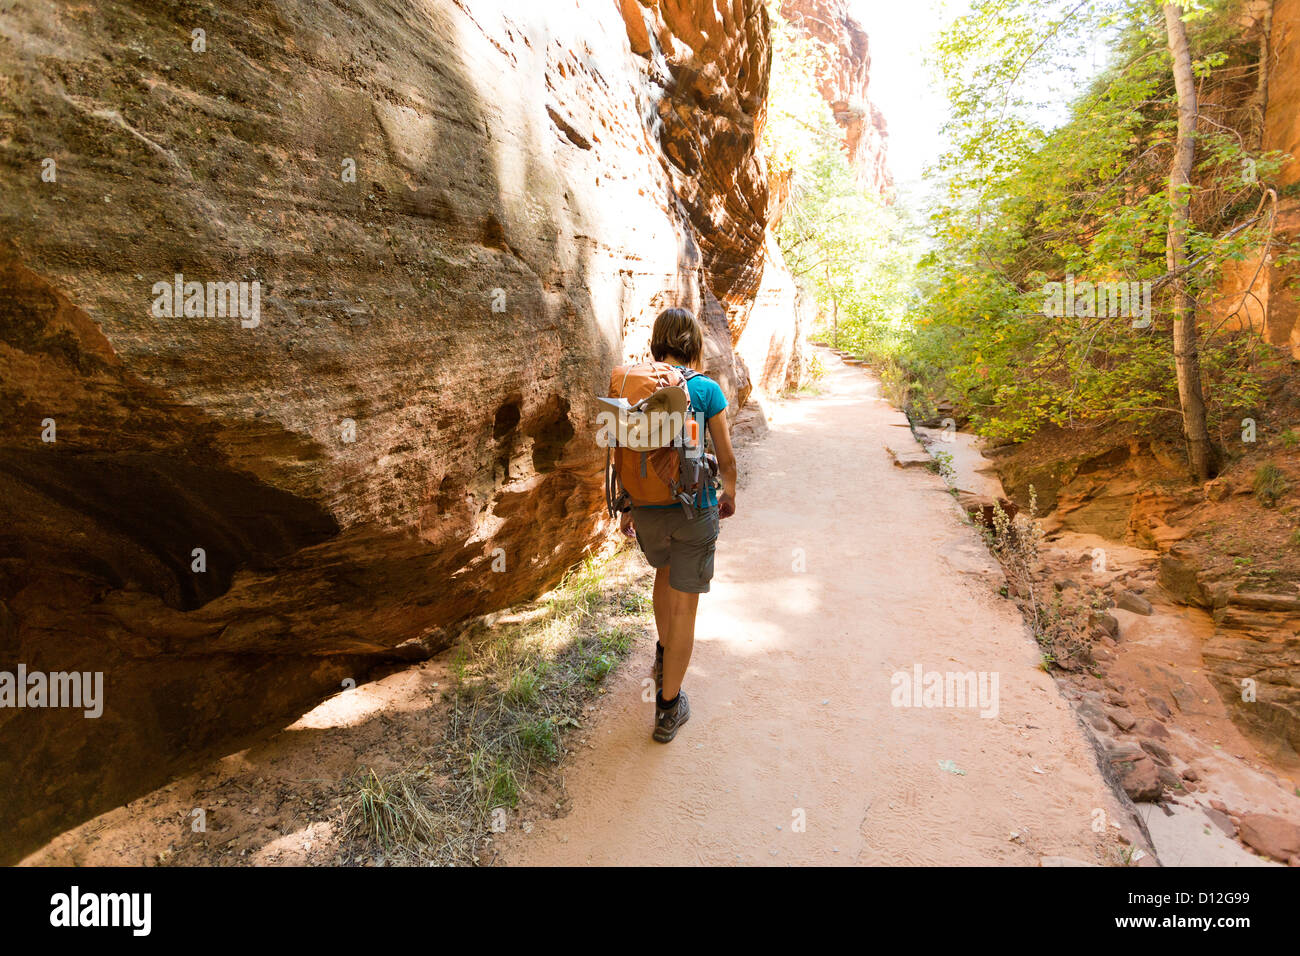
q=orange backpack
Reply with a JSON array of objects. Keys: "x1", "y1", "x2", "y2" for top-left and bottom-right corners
[{"x1": 602, "y1": 362, "x2": 716, "y2": 516}]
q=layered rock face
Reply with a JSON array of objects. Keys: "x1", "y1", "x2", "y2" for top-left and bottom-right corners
[
  {"x1": 1158, "y1": 548, "x2": 1300, "y2": 765},
  {"x1": 779, "y1": 0, "x2": 892, "y2": 198},
  {"x1": 735, "y1": 234, "x2": 807, "y2": 393},
  {"x1": 0, "y1": 0, "x2": 785, "y2": 860},
  {"x1": 619, "y1": 0, "x2": 810, "y2": 401}
]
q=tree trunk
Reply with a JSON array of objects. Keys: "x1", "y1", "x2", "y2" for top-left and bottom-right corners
[
  {"x1": 1246, "y1": 1, "x2": 1274, "y2": 150},
  {"x1": 1163, "y1": 2, "x2": 1213, "y2": 481},
  {"x1": 828, "y1": 262, "x2": 839, "y2": 348}
]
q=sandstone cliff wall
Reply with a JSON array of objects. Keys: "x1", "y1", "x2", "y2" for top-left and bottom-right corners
[{"x1": 779, "y1": 0, "x2": 892, "y2": 198}]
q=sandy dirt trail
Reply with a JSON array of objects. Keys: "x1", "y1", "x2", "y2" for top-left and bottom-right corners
[{"x1": 501, "y1": 351, "x2": 1123, "y2": 865}]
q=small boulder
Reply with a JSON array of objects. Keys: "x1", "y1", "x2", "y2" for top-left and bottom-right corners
[
  {"x1": 1134, "y1": 717, "x2": 1169, "y2": 739},
  {"x1": 1105, "y1": 743, "x2": 1143, "y2": 761},
  {"x1": 1139, "y1": 739, "x2": 1171, "y2": 765},
  {"x1": 1106, "y1": 706, "x2": 1137, "y2": 732},
  {"x1": 1205, "y1": 479, "x2": 1232, "y2": 501},
  {"x1": 1238, "y1": 814, "x2": 1300, "y2": 863},
  {"x1": 1090, "y1": 611, "x2": 1120, "y2": 639},
  {"x1": 1078, "y1": 702, "x2": 1111, "y2": 733},
  {"x1": 1116, "y1": 590, "x2": 1154, "y2": 615},
  {"x1": 956, "y1": 491, "x2": 1019, "y2": 529},
  {"x1": 1146, "y1": 696, "x2": 1173, "y2": 719},
  {"x1": 1111, "y1": 753, "x2": 1163, "y2": 802}
]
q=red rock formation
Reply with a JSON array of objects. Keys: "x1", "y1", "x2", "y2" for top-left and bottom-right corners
[
  {"x1": 1210, "y1": 0, "x2": 1300, "y2": 357},
  {"x1": 993, "y1": 428, "x2": 1300, "y2": 766},
  {"x1": 621, "y1": 0, "x2": 774, "y2": 321},
  {"x1": 0, "y1": 0, "x2": 782, "y2": 860},
  {"x1": 779, "y1": 0, "x2": 893, "y2": 198},
  {"x1": 737, "y1": 234, "x2": 808, "y2": 393},
  {"x1": 1195, "y1": 1, "x2": 1300, "y2": 756},
  {"x1": 725, "y1": 0, "x2": 894, "y2": 400}
]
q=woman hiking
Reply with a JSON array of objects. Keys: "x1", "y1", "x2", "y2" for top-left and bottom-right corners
[{"x1": 618, "y1": 308, "x2": 737, "y2": 742}]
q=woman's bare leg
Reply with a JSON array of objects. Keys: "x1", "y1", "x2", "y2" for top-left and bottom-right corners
[{"x1": 654, "y1": 565, "x2": 699, "y2": 700}]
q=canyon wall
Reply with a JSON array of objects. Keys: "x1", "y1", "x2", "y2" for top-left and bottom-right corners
[
  {"x1": 724, "y1": 0, "x2": 896, "y2": 397},
  {"x1": 0, "y1": 0, "x2": 788, "y2": 861},
  {"x1": 779, "y1": 0, "x2": 892, "y2": 199},
  {"x1": 736, "y1": 233, "x2": 808, "y2": 393}
]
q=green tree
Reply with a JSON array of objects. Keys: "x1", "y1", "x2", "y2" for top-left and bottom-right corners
[
  {"x1": 909, "y1": 0, "x2": 1289, "y2": 449},
  {"x1": 763, "y1": 5, "x2": 919, "y2": 361}
]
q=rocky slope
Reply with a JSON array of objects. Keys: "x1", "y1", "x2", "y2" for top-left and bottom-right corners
[
  {"x1": 988, "y1": 422, "x2": 1300, "y2": 773},
  {"x1": 0, "y1": 0, "x2": 800, "y2": 861},
  {"x1": 899, "y1": 413, "x2": 1300, "y2": 866}
]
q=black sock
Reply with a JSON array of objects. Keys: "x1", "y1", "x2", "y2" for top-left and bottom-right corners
[{"x1": 657, "y1": 691, "x2": 678, "y2": 710}]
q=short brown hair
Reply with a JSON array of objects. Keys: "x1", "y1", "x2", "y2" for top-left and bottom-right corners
[{"x1": 649, "y1": 307, "x2": 703, "y2": 365}]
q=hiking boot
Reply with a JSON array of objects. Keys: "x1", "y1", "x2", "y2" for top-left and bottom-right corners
[
  {"x1": 653, "y1": 642, "x2": 664, "y2": 694},
  {"x1": 653, "y1": 692, "x2": 690, "y2": 743}
]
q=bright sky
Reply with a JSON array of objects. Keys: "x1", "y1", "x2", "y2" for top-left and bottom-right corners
[
  {"x1": 849, "y1": 0, "x2": 953, "y2": 199},
  {"x1": 850, "y1": 0, "x2": 1111, "y2": 206}
]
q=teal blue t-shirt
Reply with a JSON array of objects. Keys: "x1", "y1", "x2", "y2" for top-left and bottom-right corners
[{"x1": 642, "y1": 368, "x2": 727, "y2": 509}]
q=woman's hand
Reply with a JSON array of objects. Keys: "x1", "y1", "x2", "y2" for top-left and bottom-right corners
[
  {"x1": 708, "y1": 409, "x2": 738, "y2": 520},
  {"x1": 619, "y1": 510, "x2": 636, "y2": 537}
]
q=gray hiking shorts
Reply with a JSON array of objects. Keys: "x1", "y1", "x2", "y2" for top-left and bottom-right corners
[{"x1": 630, "y1": 504, "x2": 720, "y2": 593}]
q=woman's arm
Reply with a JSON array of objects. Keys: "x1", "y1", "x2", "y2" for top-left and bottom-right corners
[{"x1": 708, "y1": 409, "x2": 737, "y2": 518}]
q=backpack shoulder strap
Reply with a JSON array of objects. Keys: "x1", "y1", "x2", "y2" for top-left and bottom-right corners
[
  {"x1": 677, "y1": 368, "x2": 701, "y2": 416},
  {"x1": 675, "y1": 369, "x2": 715, "y2": 451}
]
